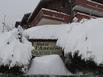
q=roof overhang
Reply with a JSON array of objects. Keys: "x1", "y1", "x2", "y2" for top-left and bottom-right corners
[{"x1": 29, "y1": 39, "x2": 57, "y2": 42}]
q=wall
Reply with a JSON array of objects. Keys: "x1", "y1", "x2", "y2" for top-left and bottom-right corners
[{"x1": 30, "y1": 39, "x2": 63, "y2": 57}]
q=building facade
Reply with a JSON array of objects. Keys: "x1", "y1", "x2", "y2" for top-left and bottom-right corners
[
  {"x1": 15, "y1": 0, "x2": 103, "y2": 29},
  {"x1": 29, "y1": 39, "x2": 63, "y2": 57}
]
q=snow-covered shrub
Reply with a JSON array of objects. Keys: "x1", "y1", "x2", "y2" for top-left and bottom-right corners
[
  {"x1": 0, "y1": 65, "x2": 23, "y2": 74},
  {"x1": 0, "y1": 26, "x2": 32, "y2": 74},
  {"x1": 65, "y1": 50, "x2": 103, "y2": 74},
  {"x1": 56, "y1": 18, "x2": 103, "y2": 65}
]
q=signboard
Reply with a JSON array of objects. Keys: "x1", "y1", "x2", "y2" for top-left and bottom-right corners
[{"x1": 31, "y1": 40, "x2": 63, "y2": 56}]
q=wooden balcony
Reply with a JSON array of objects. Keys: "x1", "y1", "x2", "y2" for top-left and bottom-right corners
[
  {"x1": 73, "y1": 0, "x2": 103, "y2": 17},
  {"x1": 30, "y1": 8, "x2": 71, "y2": 26},
  {"x1": 74, "y1": 12, "x2": 96, "y2": 21}
]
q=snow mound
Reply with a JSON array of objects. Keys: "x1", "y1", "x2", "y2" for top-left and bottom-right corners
[
  {"x1": 57, "y1": 18, "x2": 103, "y2": 64},
  {"x1": 0, "y1": 28, "x2": 32, "y2": 67},
  {"x1": 26, "y1": 55, "x2": 72, "y2": 75}
]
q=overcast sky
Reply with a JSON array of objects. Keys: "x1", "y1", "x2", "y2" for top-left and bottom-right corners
[{"x1": 0, "y1": 0, "x2": 40, "y2": 26}]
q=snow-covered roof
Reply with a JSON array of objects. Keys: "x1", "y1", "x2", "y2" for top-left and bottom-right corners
[
  {"x1": 24, "y1": 24, "x2": 72, "y2": 40},
  {"x1": 26, "y1": 55, "x2": 72, "y2": 75}
]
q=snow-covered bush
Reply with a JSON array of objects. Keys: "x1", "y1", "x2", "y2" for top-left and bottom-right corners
[
  {"x1": 65, "y1": 51, "x2": 103, "y2": 74},
  {"x1": 57, "y1": 18, "x2": 103, "y2": 65},
  {"x1": 0, "y1": 26, "x2": 32, "y2": 74}
]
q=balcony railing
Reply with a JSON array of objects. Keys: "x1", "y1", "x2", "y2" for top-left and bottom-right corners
[
  {"x1": 74, "y1": 12, "x2": 96, "y2": 21},
  {"x1": 73, "y1": 0, "x2": 103, "y2": 16}
]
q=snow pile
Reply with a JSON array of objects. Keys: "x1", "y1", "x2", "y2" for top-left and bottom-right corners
[
  {"x1": 25, "y1": 18, "x2": 103, "y2": 64},
  {"x1": 0, "y1": 28, "x2": 32, "y2": 67},
  {"x1": 26, "y1": 55, "x2": 72, "y2": 75},
  {"x1": 24, "y1": 24, "x2": 72, "y2": 39},
  {"x1": 57, "y1": 18, "x2": 103, "y2": 64}
]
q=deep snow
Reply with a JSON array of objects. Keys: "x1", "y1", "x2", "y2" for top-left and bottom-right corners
[
  {"x1": 25, "y1": 18, "x2": 103, "y2": 64},
  {"x1": 26, "y1": 55, "x2": 72, "y2": 75},
  {"x1": 0, "y1": 28, "x2": 32, "y2": 67},
  {"x1": 0, "y1": 18, "x2": 103, "y2": 74}
]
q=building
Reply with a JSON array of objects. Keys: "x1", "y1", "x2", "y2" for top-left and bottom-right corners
[
  {"x1": 15, "y1": 0, "x2": 103, "y2": 29},
  {"x1": 73, "y1": 0, "x2": 103, "y2": 18},
  {"x1": 16, "y1": 0, "x2": 72, "y2": 29}
]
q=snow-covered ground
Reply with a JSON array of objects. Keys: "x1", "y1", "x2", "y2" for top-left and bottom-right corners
[
  {"x1": 0, "y1": 28, "x2": 32, "y2": 68},
  {"x1": 26, "y1": 55, "x2": 72, "y2": 75},
  {"x1": 0, "y1": 18, "x2": 103, "y2": 74},
  {"x1": 25, "y1": 18, "x2": 103, "y2": 64}
]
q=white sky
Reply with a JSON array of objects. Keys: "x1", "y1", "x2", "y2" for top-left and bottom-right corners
[{"x1": 0, "y1": 0, "x2": 40, "y2": 26}]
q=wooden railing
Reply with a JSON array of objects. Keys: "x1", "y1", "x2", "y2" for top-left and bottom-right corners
[
  {"x1": 30, "y1": 8, "x2": 71, "y2": 26},
  {"x1": 74, "y1": 12, "x2": 96, "y2": 21},
  {"x1": 42, "y1": 8, "x2": 70, "y2": 23}
]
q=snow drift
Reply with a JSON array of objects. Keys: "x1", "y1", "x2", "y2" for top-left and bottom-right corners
[
  {"x1": 57, "y1": 18, "x2": 103, "y2": 64},
  {"x1": 26, "y1": 55, "x2": 72, "y2": 75},
  {"x1": 0, "y1": 28, "x2": 32, "y2": 67},
  {"x1": 25, "y1": 18, "x2": 103, "y2": 64}
]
